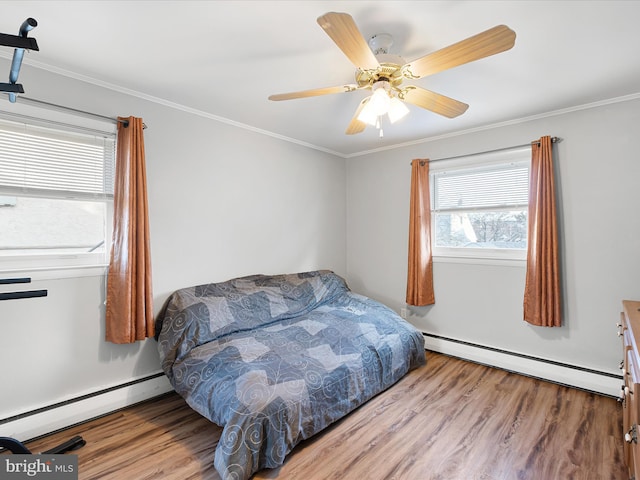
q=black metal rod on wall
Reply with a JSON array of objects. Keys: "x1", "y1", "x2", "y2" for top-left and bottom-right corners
[
  {"x1": 0, "y1": 290, "x2": 47, "y2": 301},
  {"x1": 0, "y1": 277, "x2": 31, "y2": 285}
]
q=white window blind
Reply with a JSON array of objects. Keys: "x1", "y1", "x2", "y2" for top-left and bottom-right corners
[
  {"x1": 433, "y1": 162, "x2": 529, "y2": 212},
  {"x1": 0, "y1": 119, "x2": 115, "y2": 199}
]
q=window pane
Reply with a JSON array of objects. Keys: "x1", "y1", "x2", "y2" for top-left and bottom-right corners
[
  {"x1": 435, "y1": 210, "x2": 527, "y2": 249},
  {"x1": 0, "y1": 196, "x2": 107, "y2": 257},
  {"x1": 0, "y1": 115, "x2": 115, "y2": 270}
]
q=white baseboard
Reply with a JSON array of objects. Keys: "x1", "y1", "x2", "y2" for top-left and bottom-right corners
[
  {"x1": 0, "y1": 374, "x2": 174, "y2": 443},
  {"x1": 423, "y1": 333, "x2": 622, "y2": 397},
  {"x1": 1, "y1": 339, "x2": 621, "y2": 445}
]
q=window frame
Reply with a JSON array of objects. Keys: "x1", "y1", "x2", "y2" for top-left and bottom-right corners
[
  {"x1": 429, "y1": 146, "x2": 531, "y2": 262},
  {"x1": 0, "y1": 106, "x2": 116, "y2": 274}
]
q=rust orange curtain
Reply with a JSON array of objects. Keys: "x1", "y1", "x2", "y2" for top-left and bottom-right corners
[
  {"x1": 105, "y1": 116, "x2": 154, "y2": 343},
  {"x1": 523, "y1": 136, "x2": 561, "y2": 327},
  {"x1": 406, "y1": 159, "x2": 435, "y2": 306}
]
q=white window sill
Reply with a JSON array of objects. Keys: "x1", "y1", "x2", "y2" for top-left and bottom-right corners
[
  {"x1": 0, "y1": 264, "x2": 108, "y2": 281},
  {"x1": 433, "y1": 254, "x2": 526, "y2": 268}
]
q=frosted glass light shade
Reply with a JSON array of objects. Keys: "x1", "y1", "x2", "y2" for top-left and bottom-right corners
[
  {"x1": 356, "y1": 81, "x2": 408, "y2": 128},
  {"x1": 368, "y1": 86, "x2": 390, "y2": 115},
  {"x1": 357, "y1": 98, "x2": 379, "y2": 126},
  {"x1": 388, "y1": 97, "x2": 409, "y2": 123}
]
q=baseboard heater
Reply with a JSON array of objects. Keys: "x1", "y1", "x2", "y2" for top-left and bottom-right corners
[
  {"x1": 0, "y1": 372, "x2": 173, "y2": 443},
  {"x1": 0, "y1": 277, "x2": 47, "y2": 301},
  {"x1": 422, "y1": 332, "x2": 622, "y2": 398}
]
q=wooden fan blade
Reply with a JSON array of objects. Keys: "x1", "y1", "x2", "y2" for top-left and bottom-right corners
[
  {"x1": 403, "y1": 25, "x2": 516, "y2": 79},
  {"x1": 269, "y1": 84, "x2": 359, "y2": 101},
  {"x1": 345, "y1": 97, "x2": 369, "y2": 135},
  {"x1": 317, "y1": 12, "x2": 380, "y2": 70},
  {"x1": 400, "y1": 86, "x2": 469, "y2": 118}
]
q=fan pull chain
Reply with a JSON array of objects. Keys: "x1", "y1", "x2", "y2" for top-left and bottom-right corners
[{"x1": 375, "y1": 116, "x2": 383, "y2": 137}]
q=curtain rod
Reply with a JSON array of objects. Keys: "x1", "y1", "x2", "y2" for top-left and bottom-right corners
[
  {"x1": 15, "y1": 96, "x2": 147, "y2": 129},
  {"x1": 418, "y1": 136, "x2": 559, "y2": 164}
]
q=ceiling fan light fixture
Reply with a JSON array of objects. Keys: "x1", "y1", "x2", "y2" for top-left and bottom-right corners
[
  {"x1": 357, "y1": 80, "x2": 393, "y2": 126},
  {"x1": 358, "y1": 80, "x2": 408, "y2": 128},
  {"x1": 369, "y1": 81, "x2": 391, "y2": 115}
]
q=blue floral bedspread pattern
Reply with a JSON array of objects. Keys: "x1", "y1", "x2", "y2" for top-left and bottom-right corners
[{"x1": 156, "y1": 270, "x2": 426, "y2": 480}]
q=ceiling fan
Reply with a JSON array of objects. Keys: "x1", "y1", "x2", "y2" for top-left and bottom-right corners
[{"x1": 268, "y1": 12, "x2": 516, "y2": 136}]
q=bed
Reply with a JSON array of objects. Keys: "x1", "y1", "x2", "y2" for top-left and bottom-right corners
[{"x1": 155, "y1": 270, "x2": 426, "y2": 480}]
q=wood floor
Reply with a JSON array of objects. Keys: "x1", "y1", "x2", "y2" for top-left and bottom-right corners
[{"x1": 16, "y1": 352, "x2": 627, "y2": 480}]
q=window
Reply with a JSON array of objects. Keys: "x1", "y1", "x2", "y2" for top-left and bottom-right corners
[
  {"x1": 431, "y1": 147, "x2": 530, "y2": 260},
  {"x1": 0, "y1": 117, "x2": 116, "y2": 271}
]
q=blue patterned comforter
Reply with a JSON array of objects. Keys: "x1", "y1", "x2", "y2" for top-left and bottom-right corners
[{"x1": 156, "y1": 270, "x2": 426, "y2": 480}]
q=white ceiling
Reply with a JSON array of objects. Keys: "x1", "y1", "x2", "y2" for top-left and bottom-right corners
[{"x1": 1, "y1": 1, "x2": 639, "y2": 157}]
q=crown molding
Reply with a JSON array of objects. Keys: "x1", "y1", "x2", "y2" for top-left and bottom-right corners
[
  {"x1": 345, "y1": 92, "x2": 640, "y2": 158},
  {"x1": 6, "y1": 52, "x2": 640, "y2": 160}
]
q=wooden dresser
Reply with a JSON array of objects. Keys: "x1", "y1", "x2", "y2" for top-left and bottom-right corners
[{"x1": 620, "y1": 300, "x2": 640, "y2": 479}]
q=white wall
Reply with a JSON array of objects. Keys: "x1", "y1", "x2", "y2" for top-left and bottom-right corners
[
  {"x1": 0, "y1": 60, "x2": 346, "y2": 439},
  {"x1": 346, "y1": 97, "x2": 640, "y2": 392}
]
